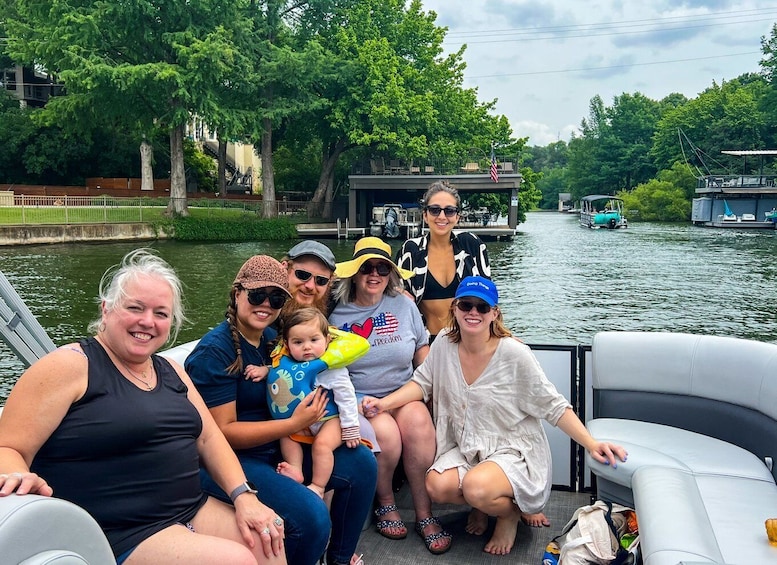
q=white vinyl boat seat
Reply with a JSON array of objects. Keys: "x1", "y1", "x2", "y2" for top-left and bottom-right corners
[
  {"x1": 0, "y1": 494, "x2": 114, "y2": 564},
  {"x1": 586, "y1": 331, "x2": 777, "y2": 565}
]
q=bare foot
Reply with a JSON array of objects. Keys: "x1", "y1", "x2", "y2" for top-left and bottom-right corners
[
  {"x1": 465, "y1": 508, "x2": 489, "y2": 535},
  {"x1": 307, "y1": 483, "x2": 326, "y2": 498},
  {"x1": 521, "y1": 511, "x2": 550, "y2": 527},
  {"x1": 276, "y1": 461, "x2": 304, "y2": 483},
  {"x1": 483, "y1": 510, "x2": 520, "y2": 555}
]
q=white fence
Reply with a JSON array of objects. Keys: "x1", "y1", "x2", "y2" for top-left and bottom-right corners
[{"x1": 0, "y1": 195, "x2": 311, "y2": 225}]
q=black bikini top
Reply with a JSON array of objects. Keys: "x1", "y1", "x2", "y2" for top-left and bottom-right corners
[{"x1": 424, "y1": 270, "x2": 459, "y2": 300}]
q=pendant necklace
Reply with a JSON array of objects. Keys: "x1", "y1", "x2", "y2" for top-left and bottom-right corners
[{"x1": 120, "y1": 359, "x2": 154, "y2": 391}]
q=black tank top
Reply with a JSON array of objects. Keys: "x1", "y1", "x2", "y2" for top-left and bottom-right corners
[
  {"x1": 32, "y1": 337, "x2": 207, "y2": 556},
  {"x1": 424, "y1": 270, "x2": 459, "y2": 300}
]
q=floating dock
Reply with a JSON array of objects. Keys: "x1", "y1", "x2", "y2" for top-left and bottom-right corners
[{"x1": 296, "y1": 222, "x2": 517, "y2": 241}]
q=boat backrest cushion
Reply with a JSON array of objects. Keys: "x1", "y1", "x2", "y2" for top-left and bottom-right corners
[
  {"x1": 592, "y1": 331, "x2": 777, "y2": 421},
  {"x1": 592, "y1": 331, "x2": 777, "y2": 481},
  {"x1": 158, "y1": 339, "x2": 199, "y2": 367}
]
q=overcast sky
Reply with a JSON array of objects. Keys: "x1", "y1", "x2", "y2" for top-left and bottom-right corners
[{"x1": 420, "y1": 0, "x2": 776, "y2": 147}]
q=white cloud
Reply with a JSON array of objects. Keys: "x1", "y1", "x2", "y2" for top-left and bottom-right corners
[{"x1": 420, "y1": 0, "x2": 774, "y2": 146}]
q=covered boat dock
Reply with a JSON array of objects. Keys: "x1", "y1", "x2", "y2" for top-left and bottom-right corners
[{"x1": 346, "y1": 171, "x2": 522, "y2": 241}]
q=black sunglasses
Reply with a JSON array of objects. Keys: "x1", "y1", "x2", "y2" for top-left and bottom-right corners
[
  {"x1": 294, "y1": 269, "x2": 330, "y2": 287},
  {"x1": 456, "y1": 299, "x2": 493, "y2": 314},
  {"x1": 358, "y1": 261, "x2": 392, "y2": 276},
  {"x1": 425, "y1": 205, "x2": 459, "y2": 218},
  {"x1": 245, "y1": 288, "x2": 288, "y2": 309}
]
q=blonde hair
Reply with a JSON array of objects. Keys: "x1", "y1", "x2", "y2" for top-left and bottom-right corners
[
  {"x1": 88, "y1": 248, "x2": 186, "y2": 344},
  {"x1": 444, "y1": 300, "x2": 512, "y2": 343},
  {"x1": 332, "y1": 269, "x2": 402, "y2": 305}
]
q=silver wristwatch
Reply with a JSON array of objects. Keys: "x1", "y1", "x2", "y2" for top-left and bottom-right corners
[{"x1": 229, "y1": 481, "x2": 258, "y2": 502}]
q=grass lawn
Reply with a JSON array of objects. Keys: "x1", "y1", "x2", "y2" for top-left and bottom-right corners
[{"x1": 0, "y1": 205, "x2": 258, "y2": 225}]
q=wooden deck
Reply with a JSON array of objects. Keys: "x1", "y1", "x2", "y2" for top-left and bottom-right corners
[
  {"x1": 296, "y1": 223, "x2": 518, "y2": 241},
  {"x1": 351, "y1": 484, "x2": 591, "y2": 564}
]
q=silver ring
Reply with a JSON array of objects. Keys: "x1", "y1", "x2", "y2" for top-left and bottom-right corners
[
  {"x1": 261, "y1": 527, "x2": 271, "y2": 535},
  {"x1": 10, "y1": 473, "x2": 22, "y2": 479},
  {"x1": 274, "y1": 517, "x2": 283, "y2": 527},
  {"x1": 0, "y1": 474, "x2": 7, "y2": 480}
]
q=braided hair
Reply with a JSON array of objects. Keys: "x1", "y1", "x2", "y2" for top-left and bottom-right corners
[{"x1": 225, "y1": 285, "x2": 244, "y2": 375}]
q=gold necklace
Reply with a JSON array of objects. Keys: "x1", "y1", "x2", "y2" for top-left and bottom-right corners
[{"x1": 120, "y1": 359, "x2": 154, "y2": 391}]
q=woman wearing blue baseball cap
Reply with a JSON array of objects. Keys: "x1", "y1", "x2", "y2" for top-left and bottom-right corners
[{"x1": 364, "y1": 276, "x2": 627, "y2": 556}]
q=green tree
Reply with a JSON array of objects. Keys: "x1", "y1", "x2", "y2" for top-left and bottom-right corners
[
  {"x1": 5, "y1": 0, "x2": 247, "y2": 215},
  {"x1": 525, "y1": 140, "x2": 568, "y2": 172},
  {"x1": 236, "y1": 0, "x2": 330, "y2": 218},
  {"x1": 297, "y1": 0, "x2": 502, "y2": 218},
  {"x1": 607, "y1": 92, "x2": 660, "y2": 190},
  {"x1": 618, "y1": 178, "x2": 690, "y2": 222},
  {"x1": 536, "y1": 167, "x2": 567, "y2": 210},
  {"x1": 760, "y1": 22, "x2": 777, "y2": 138},
  {"x1": 658, "y1": 161, "x2": 698, "y2": 201},
  {"x1": 651, "y1": 77, "x2": 767, "y2": 173},
  {"x1": 566, "y1": 95, "x2": 611, "y2": 200},
  {"x1": 567, "y1": 92, "x2": 661, "y2": 199}
]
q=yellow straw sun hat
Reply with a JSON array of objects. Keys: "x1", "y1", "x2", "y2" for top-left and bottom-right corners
[{"x1": 335, "y1": 237, "x2": 413, "y2": 280}]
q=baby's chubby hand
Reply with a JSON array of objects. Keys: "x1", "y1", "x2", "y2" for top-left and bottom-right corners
[{"x1": 244, "y1": 364, "x2": 269, "y2": 382}]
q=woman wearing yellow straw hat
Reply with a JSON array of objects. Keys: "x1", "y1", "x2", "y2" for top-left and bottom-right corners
[{"x1": 329, "y1": 238, "x2": 451, "y2": 555}]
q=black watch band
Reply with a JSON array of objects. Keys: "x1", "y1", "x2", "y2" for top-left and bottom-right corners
[{"x1": 229, "y1": 481, "x2": 258, "y2": 503}]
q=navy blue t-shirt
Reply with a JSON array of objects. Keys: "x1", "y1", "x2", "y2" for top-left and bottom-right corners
[{"x1": 185, "y1": 320, "x2": 279, "y2": 459}]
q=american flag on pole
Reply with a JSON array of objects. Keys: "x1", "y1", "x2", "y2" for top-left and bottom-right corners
[{"x1": 490, "y1": 147, "x2": 499, "y2": 183}]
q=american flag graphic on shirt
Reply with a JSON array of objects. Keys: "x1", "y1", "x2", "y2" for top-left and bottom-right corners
[{"x1": 374, "y1": 312, "x2": 399, "y2": 335}]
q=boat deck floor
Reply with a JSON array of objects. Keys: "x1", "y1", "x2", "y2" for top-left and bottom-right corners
[{"x1": 352, "y1": 484, "x2": 591, "y2": 564}]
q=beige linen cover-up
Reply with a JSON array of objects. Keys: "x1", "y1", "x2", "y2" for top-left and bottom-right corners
[{"x1": 412, "y1": 333, "x2": 571, "y2": 513}]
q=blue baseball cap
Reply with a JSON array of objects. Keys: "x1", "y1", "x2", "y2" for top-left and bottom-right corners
[{"x1": 454, "y1": 276, "x2": 498, "y2": 307}]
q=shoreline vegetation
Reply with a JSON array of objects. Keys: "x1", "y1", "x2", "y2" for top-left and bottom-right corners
[{"x1": 0, "y1": 203, "x2": 300, "y2": 242}]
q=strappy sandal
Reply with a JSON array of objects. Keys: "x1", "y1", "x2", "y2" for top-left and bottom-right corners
[
  {"x1": 415, "y1": 516, "x2": 453, "y2": 555},
  {"x1": 374, "y1": 504, "x2": 407, "y2": 540}
]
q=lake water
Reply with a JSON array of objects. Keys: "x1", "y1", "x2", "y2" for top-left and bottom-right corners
[{"x1": 2, "y1": 212, "x2": 776, "y2": 401}]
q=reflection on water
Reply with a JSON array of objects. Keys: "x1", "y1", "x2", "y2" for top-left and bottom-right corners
[{"x1": 2, "y1": 213, "x2": 776, "y2": 401}]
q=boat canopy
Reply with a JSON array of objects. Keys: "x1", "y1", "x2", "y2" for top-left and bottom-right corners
[
  {"x1": 581, "y1": 194, "x2": 623, "y2": 201},
  {"x1": 721, "y1": 150, "x2": 777, "y2": 156}
]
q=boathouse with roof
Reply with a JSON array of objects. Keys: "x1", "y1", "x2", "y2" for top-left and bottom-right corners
[
  {"x1": 692, "y1": 149, "x2": 777, "y2": 229},
  {"x1": 346, "y1": 156, "x2": 522, "y2": 241}
]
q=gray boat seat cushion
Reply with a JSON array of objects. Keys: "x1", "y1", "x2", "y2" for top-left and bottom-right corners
[
  {"x1": 586, "y1": 418, "x2": 775, "y2": 489},
  {"x1": 0, "y1": 494, "x2": 114, "y2": 565},
  {"x1": 633, "y1": 466, "x2": 777, "y2": 565}
]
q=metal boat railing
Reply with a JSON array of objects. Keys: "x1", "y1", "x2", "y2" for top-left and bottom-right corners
[{"x1": 698, "y1": 174, "x2": 777, "y2": 190}]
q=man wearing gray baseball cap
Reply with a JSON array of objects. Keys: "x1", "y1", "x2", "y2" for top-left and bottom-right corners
[
  {"x1": 283, "y1": 241, "x2": 337, "y2": 310},
  {"x1": 276, "y1": 239, "x2": 378, "y2": 565}
]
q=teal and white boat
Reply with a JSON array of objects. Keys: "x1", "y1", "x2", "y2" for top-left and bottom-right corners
[{"x1": 579, "y1": 195, "x2": 628, "y2": 229}]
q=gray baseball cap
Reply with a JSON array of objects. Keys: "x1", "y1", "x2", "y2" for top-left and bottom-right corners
[{"x1": 287, "y1": 241, "x2": 336, "y2": 271}]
